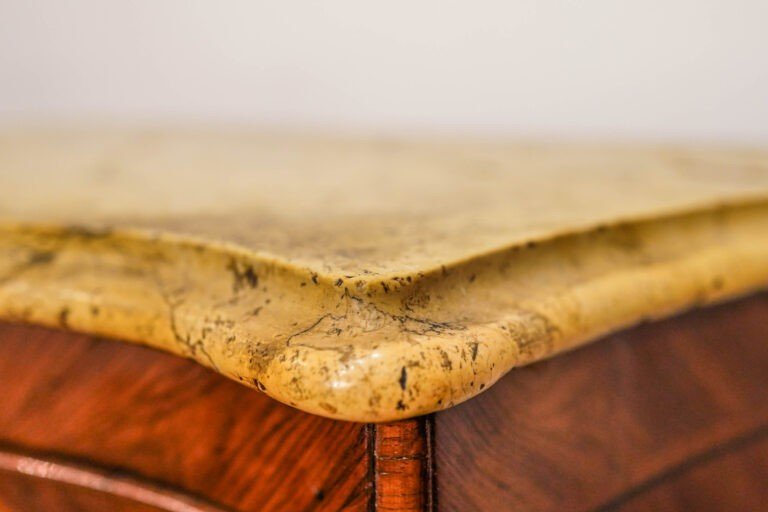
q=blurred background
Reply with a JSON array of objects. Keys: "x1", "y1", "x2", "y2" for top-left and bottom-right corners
[{"x1": 0, "y1": 0, "x2": 766, "y2": 143}]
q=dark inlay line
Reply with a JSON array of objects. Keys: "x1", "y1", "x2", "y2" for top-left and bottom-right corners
[
  {"x1": 592, "y1": 422, "x2": 768, "y2": 512},
  {"x1": 424, "y1": 414, "x2": 436, "y2": 512},
  {"x1": 367, "y1": 423, "x2": 377, "y2": 512},
  {"x1": 0, "y1": 442, "x2": 233, "y2": 512}
]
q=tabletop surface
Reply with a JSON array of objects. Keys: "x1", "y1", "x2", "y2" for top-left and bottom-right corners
[{"x1": 1, "y1": 126, "x2": 767, "y2": 421}]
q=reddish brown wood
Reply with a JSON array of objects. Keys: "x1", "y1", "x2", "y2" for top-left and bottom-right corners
[
  {"x1": 374, "y1": 419, "x2": 434, "y2": 512},
  {"x1": 0, "y1": 323, "x2": 372, "y2": 512},
  {"x1": 0, "y1": 444, "x2": 226, "y2": 511},
  {"x1": 4, "y1": 294, "x2": 767, "y2": 511},
  {"x1": 612, "y1": 428, "x2": 768, "y2": 512},
  {"x1": 0, "y1": 473, "x2": 173, "y2": 512},
  {"x1": 435, "y1": 293, "x2": 768, "y2": 512}
]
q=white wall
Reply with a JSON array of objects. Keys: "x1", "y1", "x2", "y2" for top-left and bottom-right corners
[{"x1": 1, "y1": 0, "x2": 766, "y2": 142}]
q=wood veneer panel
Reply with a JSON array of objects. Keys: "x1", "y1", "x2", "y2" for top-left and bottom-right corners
[
  {"x1": 605, "y1": 427, "x2": 768, "y2": 512},
  {"x1": 0, "y1": 475, "x2": 171, "y2": 512},
  {"x1": 435, "y1": 293, "x2": 768, "y2": 512},
  {"x1": 0, "y1": 444, "x2": 228, "y2": 512},
  {"x1": 0, "y1": 472, "x2": 201, "y2": 512},
  {"x1": 0, "y1": 324, "x2": 371, "y2": 512}
]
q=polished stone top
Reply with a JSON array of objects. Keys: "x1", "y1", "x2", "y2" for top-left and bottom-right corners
[{"x1": 1, "y1": 126, "x2": 767, "y2": 421}]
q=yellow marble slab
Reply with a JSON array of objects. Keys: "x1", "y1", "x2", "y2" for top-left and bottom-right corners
[{"x1": 1, "y1": 126, "x2": 767, "y2": 421}]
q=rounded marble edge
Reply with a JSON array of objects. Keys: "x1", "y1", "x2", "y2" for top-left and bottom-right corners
[{"x1": 0, "y1": 200, "x2": 767, "y2": 422}]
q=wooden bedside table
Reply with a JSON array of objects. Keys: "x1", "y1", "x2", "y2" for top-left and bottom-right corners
[{"x1": 1, "y1": 128, "x2": 766, "y2": 511}]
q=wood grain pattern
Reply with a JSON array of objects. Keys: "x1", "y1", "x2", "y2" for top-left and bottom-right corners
[
  {"x1": 0, "y1": 444, "x2": 227, "y2": 512},
  {"x1": 3, "y1": 293, "x2": 767, "y2": 511},
  {"x1": 374, "y1": 419, "x2": 434, "y2": 512},
  {"x1": 435, "y1": 293, "x2": 768, "y2": 512},
  {"x1": 0, "y1": 473, "x2": 175, "y2": 512},
  {"x1": 608, "y1": 426, "x2": 768, "y2": 512},
  {"x1": 0, "y1": 323, "x2": 372, "y2": 512}
]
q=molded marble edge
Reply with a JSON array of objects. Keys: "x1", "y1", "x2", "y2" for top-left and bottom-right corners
[{"x1": 0, "y1": 200, "x2": 767, "y2": 422}]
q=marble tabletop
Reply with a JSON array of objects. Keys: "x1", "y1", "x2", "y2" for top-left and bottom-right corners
[{"x1": 1, "y1": 126, "x2": 767, "y2": 421}]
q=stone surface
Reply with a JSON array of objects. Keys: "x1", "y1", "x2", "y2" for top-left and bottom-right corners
[{"x1": 0, "y1": 126, "x2": 767, "y2": 421}]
